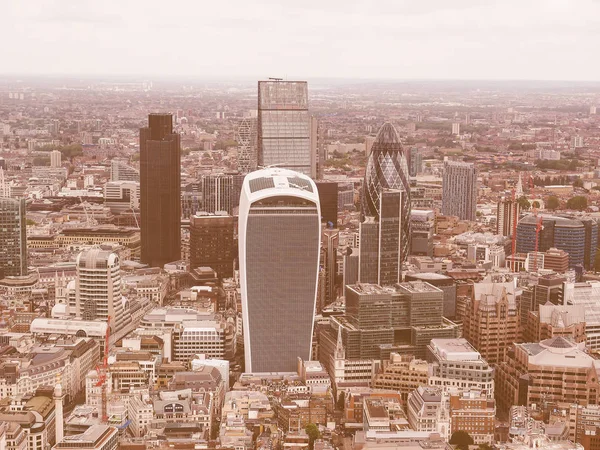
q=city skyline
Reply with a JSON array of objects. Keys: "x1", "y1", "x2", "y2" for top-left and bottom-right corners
[{"x1": 3, "y1": 1, "x2": 600, "y2": 81}]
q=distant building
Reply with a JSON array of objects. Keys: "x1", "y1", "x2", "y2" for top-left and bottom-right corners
[
  {"x1": 442, "y1": 160, "x2": 477, "y2": 221},
  {"x1": 236, "y1": 117, "x2": 257, "y2": 174},
  {"x1": 407, "y1": 387, "x2": 450, "y2": 440},
  {"x1": 140, "y1": 113, "x2": 181, "y2": 267},
  {"x1": 452, "y1": 123, "x2": 460, "y2": 135},
  {"x1": 449, "y1": 391, "x2": 495, "y2": 444},
  {"x1": 50, "y1": 150, "x2": 62, "y2": 168},
  {"x1": 315, "y1": 181, "x2": 338, "y2": 227},
  {"x1": 110, "y1": 159, "x2": 139, "y2": 182},
  {"x1": 0, "y1": 197, "x2": 27, "y2": 277},
  {"x1": 497, "y1": 195, "x2": 520, "y2": 237},
  {"x1": 527, "y1": 303, "x2": 586, "y2": 344},
  {"x1": 54, "y1": 425, "x2": 118, "y2": 450},
  {"x1": 189, "y1": 212, "x2": 235, "y2": 279}
]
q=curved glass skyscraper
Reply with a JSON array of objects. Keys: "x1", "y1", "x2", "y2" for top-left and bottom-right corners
[
  {"x1": 239, "y1": 168, "x2": 321, "y2": 372},
  {"x1": 362, "y1": 123, "x2": 411, "y2": 261}
]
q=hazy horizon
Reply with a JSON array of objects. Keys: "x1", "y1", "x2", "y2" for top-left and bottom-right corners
[{"x1": 4, "y1": 0, "x2": 600, "y2": 82}]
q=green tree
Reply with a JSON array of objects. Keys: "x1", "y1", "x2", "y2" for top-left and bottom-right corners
[
  {"x1": 449, "y1": 430, "x2": 474, "y2": 450},
  {"x1": 478, "y1": 444, "x2": 492, "y2": 450},
  {"x1": 305, "y1": 423, "x2": 320, "y2": 450},
  {"x1": 573, "y1": 178, "x2": 584, "y2": 188},
  {"x1": 26, "y1": 219, "x2": 36, "y2": 226},
  {"x1": 546, "y1": 195, "x2": 560, "y2": 210},
  {"x1": 517, "y1": 196, "x2": 531, "y2": 211},
  {"x1": 566, "y1": 196, "x2": 588, "y2": 211},
  {"x1": 532, "y1": 200, "x2": 540, "y2": 209}
]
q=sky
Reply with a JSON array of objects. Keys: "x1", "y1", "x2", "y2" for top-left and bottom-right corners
[{"x1": 3, "y1": 0, "x2": 600, "y2": 81}]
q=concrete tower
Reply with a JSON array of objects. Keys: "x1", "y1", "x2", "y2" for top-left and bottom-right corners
[{"x1": 54, "y1": 377, "x2": 65, "y2": 443}]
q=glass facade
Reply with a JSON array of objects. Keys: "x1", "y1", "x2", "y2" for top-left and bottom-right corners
[
  {"x1": 258, "y1": 81, "x2": 311, "y2": 175},
  {"x1": 140, "y1": 114, "x2": 181, "y2": 268},
  {"x1": 362, "y1": 123, "x2": 411, "y2": 262},
  {"x1": 0, "y1": 197, "x2": 27, "y2": 277}
]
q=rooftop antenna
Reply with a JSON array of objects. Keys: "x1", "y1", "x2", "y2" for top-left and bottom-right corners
[{"x1": 268, "y1": 77, "x2": 283, "y2": 81}]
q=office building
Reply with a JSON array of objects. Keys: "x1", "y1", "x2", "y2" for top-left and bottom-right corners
[
  {"x1": 200, "y1": 174, "x2": 234, "y2": 215},
  {"x1": 362, "y1": 123, "x2": 411, "y2": 262},
  {"x1": 410, "y1": 210, "x2": 435, "y2": 256},
  {"x1": 449, "y1": 392, "x2": 495, "y2": 445},
  {"x1": 372, "y1": 354, "x2": 430, "y2": 403},
  {"x1": 358, "y1": 189, "x2": 403, "y2": 286},
  {"x1": 315, "y1": 181, "x2": 338, "y2": 227},
  {"x1": 426, "y1": 338, "x2": 494, "y2": 396},
  {"x1": 462, "y1": 280, "x2": 519, "y2": 365},
  {"x1": 516, "y1": 214, "x2": 597, "y2": 270},
  {"x1": 496, "y1": 337, "x2": 600, "y2": 414},
  {"x1": 452, "y1": 122, "x2": 460, "y2": 135},
  {"x1": 73, "y1": 248, "x2": 129, "y2": 334},
  {"x1": 519, "y1": 273, "x2": 566, "y2": 329},
  {"x1": 54, "y1": 425, "x2": 118, "y2": 450},
  {"x1": 526, "y1": 303, "x2": 586, "y2": 344},
  {"x1": 405, "y1": 273, "x2": 456, "y2": 318},
  {"x1": 310, "y1": 116, "x2": 324, "y2": 180},
  {"x1": 564, "y1": 281, "x2": 600, "y2": 351},
  {"x1": 497, "y1": 195, "x2": 520, "y2": 237},
  {"x1": 236, "y1": 117, "x2": 257, "y2": 174},
  {"x1": 322, "y1": 227, "x2": 339, "y2": 306},
  {"x1": 543, "y1": 247, "x2": 570, "y2": 272},
  {"x1": 140, "y1": 113, "x2": 181, "y2": 267},
  {"x1": 257, "y1": 80, "x2": 311, "y2": 176},
  {"x1": 103, "y1": 181, "x2": 140, "y2": 214},
  {"x1": 0, "y1": 198, "x2": 27, "y2": 277},
  {"x1": 408, "y1": 147, "x2": 423, "y2": 177},
  {"x1": 110, "y1": 159, "x2": 139, "y2": 182},
  {"x1": 239, "y1": 168, "x2": 321, "y2": 372},
  {"x1": 189, "y1": 212, "x2": 235, "y2": 278},
  {"x1": 407, "y1": 387, "x2": 450, "y2": 440},
  {"x1": 50, "y1": 150, "x2": 62, "y2": 168},
  {"x1": 442, "y1": 160, "x2": 477, "y2": 221}
]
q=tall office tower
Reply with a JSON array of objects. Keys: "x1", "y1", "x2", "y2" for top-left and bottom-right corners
[
  {"x1": 362, "y1": 123, "x2": 411, "y2": 262},
  {"x1": 239, "y1": 168, "x2": 321, "y2": 372},
  {"x1": 408, "y1": 147, "x2": 423, "y2": 177},
  {"x1": 496, "y1": 195, "x2": 520, "y2": 237},
  {"x1": 50, "y1": 150, "x2": 62, "y2": 168},
  {"x1": 201, "y1": 174, "x2": 234, "y2": 214},
  {"x1": 310, "y1": 116, "x2": 324, "y2": 179},
  {"x1": 74, "y1": 248, "x2": 128, "y2": 332},
  {"x1": 442, "y1": 160, "x2": 477, "y2": 221},
  {"x1": 236, "y1": 117, "x2": 257, "y2": 174},
  {"x1": 140, "y1": 113, "x2": 181, "y2": 267},
  {"x1": 0, "y1": 198, "x2": 27, "y2": 277},
  {"x1": 189, "y1": 212, "x2": 235, "y2": 279},
  {"x1": 315, "y1": 181, "x2": 338, "y2": 227},
  {"x1": 110, "y1": 159, "x2": 139, "y2": 182},
  {"x1": 257, "y1": 80, "x2": 311, "y2": 176},
  {"x1": 378, "y1": 189, "x2": 403, "y2": 286},
  {"x1": 452, "y1": 123, "x2": 461, "y2": 135},
  {"x1": 358, "y1": 217, "x2": 379, "y2": 284},
  {"x1": 322, "y1": 227, "x2": 339, "y2": 305}
]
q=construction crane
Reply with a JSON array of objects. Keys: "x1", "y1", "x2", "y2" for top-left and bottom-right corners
[{"x1": 95, "y1": 316, "x2": 111, "y2": 424}]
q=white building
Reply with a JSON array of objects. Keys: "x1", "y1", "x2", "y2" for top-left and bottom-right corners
[
  {"x1": 50, "y1": 150, "x2": 62, "y2": 168},
  {"x1": 407, "y1": 386, "x2": 450, "y2": 441}
]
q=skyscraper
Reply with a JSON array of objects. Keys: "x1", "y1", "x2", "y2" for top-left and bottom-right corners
[
  {"x1": 236, "y1": 117, "x2": 257, "y2": 174},
  {"x1": 201, "y1": 174, "x2": 234, "y2": 214},
  {"x1": 358, "y1": 190, "x2": 403, "y2": 286},
  {"x1": 74, "y1": 248, "x2": 128, "y2": 333},
  {"x1": 496, "y1": 195, "x2": 520, "y2": 237},
  {"x1": 239, "y1": 168, "x2": 321, "y2": 372},
  {"x1": 257, "y1": 80, "x2": 311, "y2": 176},
  {"x1": 362, "y1": 123, "x2": 411, "y2": 261},
  {"x1": 140, "y1": 113, "x2": 181, "y2": 267},
  {"x1": 442, "y1": 160, "x2": 477, "y2": 221},
  {"x1": 0, "y1": 197, "x2": 27, "y2": 277},
  {"x1": 50, "y1": 150, "x2": 62, "y2": 168}
]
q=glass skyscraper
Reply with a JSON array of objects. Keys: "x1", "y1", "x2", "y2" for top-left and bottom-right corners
[
  {"x1": 362, "y1": 123, "x2": 411, "y2": 262},
  {"x1": 239, "y1": 168, "x2": 321, "y2": 372},
  {"x1": 257, "y1": 81, "x2": 311, "y2": 176},
  {"x1": 140, "y1": 113, "x2": 181, "y2": 267},
  {"x1": 0, "y1": 197, "x2": 27, "y2": 277}
]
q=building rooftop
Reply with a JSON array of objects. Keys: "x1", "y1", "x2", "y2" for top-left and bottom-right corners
[{"x1": 429, "y1": 338, "x2": 483, "y2": 362}]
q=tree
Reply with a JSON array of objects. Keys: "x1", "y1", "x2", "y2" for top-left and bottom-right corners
[
  {"x1": 305, "y1": 423, "x2": 320, "y2": 450},
  {"x1": 546, "y1": 195, "x2": 560, "y2": 210},
  {"x1": 573, "y1": 178, "x2": 584, "y2": 188},
  {"x1": 566, "y1": 196, "x2": 588, "y2": 211},
  {"x1": 449, "y1": 430, "x2": 474, "y2": 450},
  {"x1": 532, "y1": 201, "x2": 540, "y2": 209},
  {"x1": 517, "y1": 196, "x2": 531, "y2": 211}
]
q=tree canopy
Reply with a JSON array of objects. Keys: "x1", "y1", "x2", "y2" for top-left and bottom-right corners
[
  {"x1": 546, "y1": 196, "x2": 560, "y2": 210},
  {"x1": 449, "y1": 430, "x2": 474, "y2": 450},
  {"x1": 566, "y1": 196, "x2": 588, "y2": 211},
  {"x1": 305, "y1": 423, "x2": 320, "y2": 450}
]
